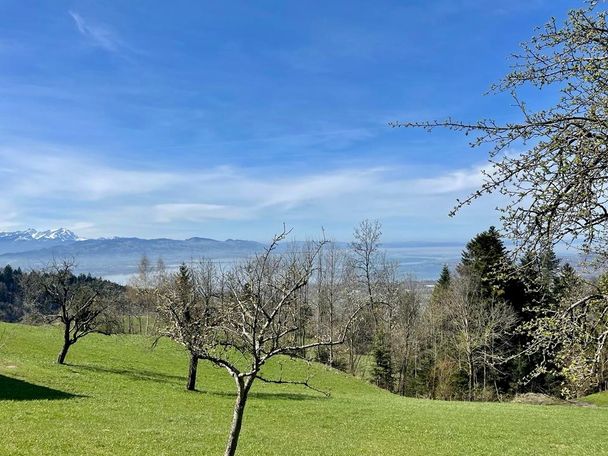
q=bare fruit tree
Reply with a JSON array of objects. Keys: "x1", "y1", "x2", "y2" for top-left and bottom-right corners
[
  {"x1": 161, "y1": 229, "x2": 366, "y2": 456},
  {"x1": 156, "y1": 260, "x2": 221, "y2": 391},
  {"x1": 23, "y1": 259, "x2": 116, "y2": 364}
]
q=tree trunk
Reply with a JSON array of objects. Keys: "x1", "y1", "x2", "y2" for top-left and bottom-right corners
[
  {"x1": 56, "y1": 320, "x2": 72, "y2": 364},
  {"x1": 186, "y1": 353, "x2": 199, "y2": 391},
  {"x1": 328, "y1": 301, "x2": 334, "y2": 367},
  {"x1": 349, "y1": 336, "x2": 355, "y2": 374},
  {"x1": 398, "y1": 359, "x2": 407, "y2": 396},
  {"x1": 57, "y1": 339, "x2": 71, "y2": 364},
  {"x1": 224, "y1": 376, "x2": 252, "y2": 456},
  {"x1": 467, "y1": 353, "x2": 474, "y2": 401}
]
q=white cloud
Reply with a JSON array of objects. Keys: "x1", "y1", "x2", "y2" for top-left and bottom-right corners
[
  {"x1": 2, "y1": 151, "x2": 179, "y2": 200},
  {"x1": 0, "y1": 146, "x2": 498, "y2": 239},
  {"x1": 68, "y1": 11, "x2": 125, "y2": 53},
  {"x1": 411, "y1": 165, "x2": 486, "y2": 194}
]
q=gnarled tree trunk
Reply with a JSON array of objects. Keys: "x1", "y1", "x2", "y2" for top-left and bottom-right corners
[
  {"x1": 186, "y1": 353, "x2": 199, "y2": 391},
  {"x1": 224, "y1": 376, "x2": 253, "y2": 456},
  {"x1": 57, "y1": 325, "x2": 72, "y2": 364}
]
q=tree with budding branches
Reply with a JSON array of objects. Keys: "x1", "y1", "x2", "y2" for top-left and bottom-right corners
[{"x1": 393, "y1": 0, "x2": 608, "y2": 396}]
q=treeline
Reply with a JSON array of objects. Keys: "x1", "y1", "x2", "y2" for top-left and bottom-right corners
[
  {"x1": 129, "y1": 221, "x2": 608, "y2": 401},
  {"x1": 0, "y1": 265, "x2": 24, "y2": 322}
]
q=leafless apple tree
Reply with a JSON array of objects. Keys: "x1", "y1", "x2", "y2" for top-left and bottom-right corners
[
  {"x1": 159, "y1": 228, "x2": 367, "y2": 456},
  {"x1": 23, "y1": 259, "x2": 116, "y2": 364}
]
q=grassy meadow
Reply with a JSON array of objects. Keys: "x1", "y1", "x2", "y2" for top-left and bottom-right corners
[{"x1": 1, "y1": 322, "x2": 607, "y2": 455}]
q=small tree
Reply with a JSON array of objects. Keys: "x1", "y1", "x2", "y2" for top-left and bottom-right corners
[
  {"x1": 313, "y1": 241, "x2": 344, "y2": 367},
  {"x1": 351, "y1": 219, "x2": 383, "y2": 327},
  {"x1": 126, "y1": 255, "x2": 159, "y2": 335},
  {"x1": 437, "y1": 265, "x2": 451, "y2": 290},
  {"x1": 448, "y1": 274, "x2": 516, "y2": 400},
  {"x1": 23, "y1": 259, "x2": 116, "y2": 364},
  {"x1": 156, "y1": 261, "x2": 220, "y2": 391},
  {"x1": 392, "y1": 278, "x2": 422, "y2": 397}
]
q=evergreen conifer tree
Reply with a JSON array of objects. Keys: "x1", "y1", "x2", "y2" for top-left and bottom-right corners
[{"x1": 371, "y1": 331, "x2": 393, "y2": 391}]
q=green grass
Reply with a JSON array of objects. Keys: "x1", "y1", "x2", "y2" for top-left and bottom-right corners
[
  {"x1": 1, "y1": 322, "x2": 607, "y2": 455},
  {"x1": 583, "y1": 391, "x2": 608, "y2": 407}
]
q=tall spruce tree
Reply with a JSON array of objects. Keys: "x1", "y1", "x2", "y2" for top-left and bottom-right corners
[
  {"x1": 459, "y1": 227, "x2": 512, "y2": 301},
  {"x1": 437, "y1": 265, "x2": 450, "y2": 289},
  {"x1": 371, "y1": 331, "x2": 393, "y2": 391},
  {"x1": 519, "y1": 250, "x2": 561, "y2": 309},
  {"x1": 458, "y1": 228, "x2": 524, "y2": 396}
]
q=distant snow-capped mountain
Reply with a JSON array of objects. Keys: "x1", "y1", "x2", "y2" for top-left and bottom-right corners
[
  {"x1": 0, "y1": 228, "x2": 82, "y2": 242},
  {"x1": 0, "y1": 228, "x2": 83, "y2": 255}
]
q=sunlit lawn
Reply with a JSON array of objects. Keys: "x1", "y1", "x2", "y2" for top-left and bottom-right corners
[{"x1": 1, "y1": 322, "x2": 607, "y2": 455}]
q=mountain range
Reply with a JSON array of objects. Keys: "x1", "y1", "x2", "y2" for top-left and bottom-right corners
[
  {"x1": 0, "y1": 228, "x2": 81, "y2": 242},
  {"x1": 0, "y1": 228, "x2": 83, "y2": 254},
  {"x1": 0, "y1": 229, "x2": 265, "y2": 280},
  {"x1": 0, "y1": 228, "x2": 470, "y2": 283}
]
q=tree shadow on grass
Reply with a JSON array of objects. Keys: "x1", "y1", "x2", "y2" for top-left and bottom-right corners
[
  {"x1": 71, "y1": 364, "x2": 184, "y2": 385},
  {"x1": 0, "y1": 374, "x2": 78, "y2": 401}
]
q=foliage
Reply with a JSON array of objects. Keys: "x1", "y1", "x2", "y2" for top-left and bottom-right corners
[
  {"x1": 519, "y1": 269, "x2": 608, "y2": 399},
  {"x1": 0, "y1": 265, "x2": 24, "y2": 322}
]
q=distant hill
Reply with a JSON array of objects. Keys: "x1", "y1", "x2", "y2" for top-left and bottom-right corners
[
  {"x1": 0, "y1": 228, "x2": 586, "y2": 283},
  {"x1": 0, "y1": 230, "x2": 265, "y2": 279},
  {"x1": 0, "y1": 229, "x2": 463, "y2": 281}
]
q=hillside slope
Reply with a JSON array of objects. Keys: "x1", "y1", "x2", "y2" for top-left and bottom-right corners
[
  {"x1": 583, "y1": 391, "x2": 608, "y2": 407},
  {"x1": 1, "y1": 323, "x2": 607, "y2": 455}
]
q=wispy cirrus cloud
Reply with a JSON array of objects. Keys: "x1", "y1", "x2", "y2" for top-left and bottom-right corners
[
  {"x1": 3, "y1": 151, "x2": 178, "y2": 200},
  {"x1": 411, "y1": 165, "x2": 486, "y2": 195},
  {"x1": 0, "y1": 146, "x2": 498, "y2": 240},
  {"x1": 68, "y1": 11, "x2": 126, "y2": 53}
]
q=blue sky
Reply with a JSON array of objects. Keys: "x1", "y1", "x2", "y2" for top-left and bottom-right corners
[{"x1": 0, "y1": 0, "x2": 581, "y2": 241}]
